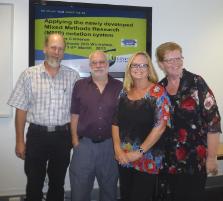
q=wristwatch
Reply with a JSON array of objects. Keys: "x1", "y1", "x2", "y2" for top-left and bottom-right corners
[{"x1": 138, "y1": 147, "x2": 145, "y2": 155}]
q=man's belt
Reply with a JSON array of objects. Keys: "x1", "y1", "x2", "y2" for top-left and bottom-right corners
[
  {"x1": 29, "y1": 123, "x2": 70, "y2": 133},
  {"x1": 78, "y1": 136, "x2": 107, "y2": 143}
]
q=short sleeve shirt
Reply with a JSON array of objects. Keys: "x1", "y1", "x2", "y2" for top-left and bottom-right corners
[
  {"x1": 71, "y1": 75, "x2": 122, "y2": 140},
  {"x1": 113, "y1": 84, "x2": 171, "y2": 174},
  {"x1": 7, "y1": 64, "x2": 80, "y2": 126}
]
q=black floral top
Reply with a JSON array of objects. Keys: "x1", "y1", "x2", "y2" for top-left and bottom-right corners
[
  {"x1": 159, "y1": 69, "x2": 221, "y2": 174},
  {"x1": 113, "y1": 84, "x2": 171, "y2": 174}
]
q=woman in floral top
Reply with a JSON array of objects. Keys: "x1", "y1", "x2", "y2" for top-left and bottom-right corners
[
  {"x1": 156, "y1": 42, "x2": 221, "y2": 201},
  {"x1": 112, "y1": 51, "x2": 171, "y2": 201}
]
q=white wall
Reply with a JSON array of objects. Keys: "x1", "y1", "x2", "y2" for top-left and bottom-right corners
[
  {"x1": 0, "y1": 0, "x2": 223, "y2": 196},
  {"x1": 0, "y1": 0, "x2": 29, "y2": 196}
]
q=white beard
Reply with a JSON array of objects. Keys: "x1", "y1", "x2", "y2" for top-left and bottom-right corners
[
  {"x1": 45, "y1": 55, "x2": 61, "y2": 68},
  {"x1": 47, "y1": 59, "x2": 61, "y2": 68}
]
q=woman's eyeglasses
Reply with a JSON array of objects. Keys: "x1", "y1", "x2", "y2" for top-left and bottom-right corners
[
  {"x1": 163, "y1": 57, "x2": 184, "y2": 64},
  {"x1": 130, "y1": 63, "x2": 148, "y2": 70}
]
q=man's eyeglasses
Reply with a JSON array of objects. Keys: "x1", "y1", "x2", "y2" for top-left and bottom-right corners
[
  {"x1": 90, "y1": 60, "x2": 107, "y2": 66},
  {"x1": 163, "y1": 57, "x2": 184, "y2": 64},
  {"x1": 130, "y1": 63, "x2": 149, "y2": 70}
]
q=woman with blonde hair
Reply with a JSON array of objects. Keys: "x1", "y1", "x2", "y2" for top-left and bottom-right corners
[{"x1": 112, "y1": 51, "x2": 171, "y2": 201}]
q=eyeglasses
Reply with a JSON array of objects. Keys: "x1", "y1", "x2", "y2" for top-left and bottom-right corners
[
  {"x1": 163, "y1": 57, "x2": 184, "y2": 64},
  {"x1": 130, "y1": 63, "x2": 149, "y2": 70},
  {"x1": 90, "y1": 60, "x2": 107, "y2": 66}
]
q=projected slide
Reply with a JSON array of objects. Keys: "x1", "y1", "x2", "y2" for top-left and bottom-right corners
[{"x1": 31, "y1": 2, "x2": 152, "y2": 77}]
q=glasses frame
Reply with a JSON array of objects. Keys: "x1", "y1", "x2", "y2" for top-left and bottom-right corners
[
  {"x1": 163, "y1": 56, "x2": 184, "y2": 64},
  {"x1": 130, "y1": 63, "x2": 149, "y2": 70},
  {"x1": 90, "y1": 60, "x2": 107, "y2": 67}
]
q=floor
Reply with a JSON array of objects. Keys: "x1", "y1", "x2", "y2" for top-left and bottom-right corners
[
  {"x1": 1, "y1": 185, "x2": 222, "y2": 201},
  {"x1": 1, "y1": 174, "x2": 223, "y2": 201}
]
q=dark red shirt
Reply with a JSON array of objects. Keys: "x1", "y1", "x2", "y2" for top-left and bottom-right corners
[{"x1": 71, "y1": 75, "x2": 122, "y2": 140}]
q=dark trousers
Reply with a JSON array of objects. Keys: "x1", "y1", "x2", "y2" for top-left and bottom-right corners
[
  {"x1": 167, "y1": 173, "x2": 207, "y2": 201},
  {"x1": 119, "y1": 166, "x2": 157, "y2": 201},
  {"x1": 24, "y1": 125, "x2": 72, "y2": 201}
]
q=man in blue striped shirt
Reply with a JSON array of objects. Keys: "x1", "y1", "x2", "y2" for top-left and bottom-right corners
[{"x1": 8, "y1": 33, "x2": 79, "y2": 201}]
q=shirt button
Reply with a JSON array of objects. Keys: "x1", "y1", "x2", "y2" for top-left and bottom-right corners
[
  {"x1": 98, "y1": 127, "x2": 102, "y2": 130},
  {"x1": 98, "y1": 117, "x2": 102, "y2": 120}
]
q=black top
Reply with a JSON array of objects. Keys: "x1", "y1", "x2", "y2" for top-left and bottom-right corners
[{"x1": 113, "y1": 84, "x2": 171, "y2": 174}]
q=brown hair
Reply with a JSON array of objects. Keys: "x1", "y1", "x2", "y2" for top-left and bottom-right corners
[{"x1": 156, "y1": 42, "x2": 182, "y2": 62}]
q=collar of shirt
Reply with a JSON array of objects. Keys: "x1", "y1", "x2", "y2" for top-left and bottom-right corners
[
  {"x1": 87, "y1": 74, "x2": 114, "y2": 84},
  {"x1": 39, "y1": 63, "x2": 67, "y2": 77}
]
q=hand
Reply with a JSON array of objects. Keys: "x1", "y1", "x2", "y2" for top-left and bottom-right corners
[
  {"x1": 72, "y1": 140, "x2": 79, "y2": 147},
  {"x1": 72, "y1": 136, "x2": 79, "y2": 147},
  {"x1": 206, "y1": 156, "x2": 218, "y2": 176},
  {"x1": 15, "y1": 141, "x2": 26, "y2": 160},
  {"x1": 114, "y1": 147, "x2": 129, "y2": 165},
  {"x1": 126, "y1": 151, "x2": 143, "y2": 163}
]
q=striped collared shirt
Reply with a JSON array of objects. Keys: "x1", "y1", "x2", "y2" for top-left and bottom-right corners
[{"x1": 8, "y1": 63, "x2": 80, "y2": 126}]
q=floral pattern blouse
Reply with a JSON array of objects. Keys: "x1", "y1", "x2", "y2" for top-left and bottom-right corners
[
  {"x1": 159, "y1": 69, "x2": 221, "y2": 174},
  {"x1": 113, "y1": 84, "x2": 171, "y2": 174}
]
